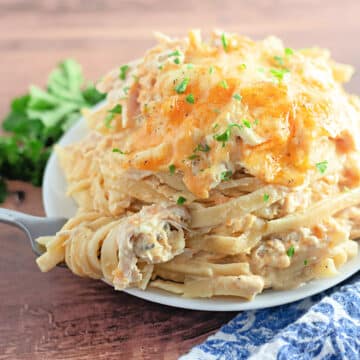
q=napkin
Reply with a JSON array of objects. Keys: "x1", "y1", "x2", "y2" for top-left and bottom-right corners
[{"x1": 181, "y1": 273, "x2": 360, "y2": 359}]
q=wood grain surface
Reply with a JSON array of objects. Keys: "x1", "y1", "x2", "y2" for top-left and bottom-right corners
[{"x1": 1, "y1": 1, "x2": 360, "y2": 359}]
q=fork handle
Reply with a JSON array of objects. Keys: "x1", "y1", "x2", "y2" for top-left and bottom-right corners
[{"x1": 0, "y1": 208, "x2": 42, "y2": 229}]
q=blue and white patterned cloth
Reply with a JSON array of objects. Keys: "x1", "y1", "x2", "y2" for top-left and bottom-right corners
[{"x1": 181, "y1": 273, "x2": 360, "y2": 360}]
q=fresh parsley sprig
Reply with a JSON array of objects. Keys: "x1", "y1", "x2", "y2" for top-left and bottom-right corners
[{"x1": 0, "y1": 59, "x2": 106, "y2": 202}]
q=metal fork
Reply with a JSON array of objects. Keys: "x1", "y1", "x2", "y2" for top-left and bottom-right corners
[{"x1": 0, "y1": 208, "x2": 67, "y2": 257}]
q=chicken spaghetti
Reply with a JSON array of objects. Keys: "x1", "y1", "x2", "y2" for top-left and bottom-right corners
[{"x1": 36, "y1": 30, "x2": 360, "y2": 300}]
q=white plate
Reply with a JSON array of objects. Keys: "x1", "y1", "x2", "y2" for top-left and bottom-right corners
[{"x1": 43, "y1": 106, "x2": 360, "y2": 311}]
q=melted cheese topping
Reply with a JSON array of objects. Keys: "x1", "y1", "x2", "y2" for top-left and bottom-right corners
[{"x1": 91, "y1": 30, "x2": 360, "y2": 198}]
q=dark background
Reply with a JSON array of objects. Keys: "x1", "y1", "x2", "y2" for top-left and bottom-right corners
[{"x1": 1, "y1": 1, "x2": 359, "y2": 359}]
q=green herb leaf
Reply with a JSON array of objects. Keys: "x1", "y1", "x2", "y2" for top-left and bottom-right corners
[
  {"x1": 304, "y1": 259, "x2": 308, "y2": 266},
  {"x1": 214, "y1": 123, "x2": 243, "y2": 147},
  {"x1": 285, "y1": 47, "x2": 294, "y2": 56},
  {"x1": 177, "y1": 196, "x2": 186, "y2": 205},
  {"x1": 263, "y1": 193, "x2": 270, "y2": 202},
  {"x1": 119, "y1": 65, "x2": 130, "y2": 80},
  {"x1": 220, "y1": 170, "x2": 232, "y2": 181},
  {"x1": 316, "y1": 160, "x2": 328, "y2": 174},
  {"x1": 243, "y1": 119, "x2": 251, "y2": 128},
  {"x1": 274, "y1": 55, "x2": 284, "y2": 66},
  {"x1": 239, "y1": 63, "x2": 247, "y2": 70},
  {"x1": 194, "y1": 143, "x2": 210, "y2": 152},
  {"x1": 185, "y1": 94, "x2": 195, "y2": 104},
  {"x1": 286, "y1": 245, "x2": 295, "y2": 258},
  {"x1": 219, "y1": 80, "x2": 229, "y2": 89},
  {"x1": 175, "y1": 77, "x2": 190, "y2": 94},
  {"x1": 188, "y1": 154, "x2": 200, "y2": 160},
  {"x1": 0, "y1": 59, "x2": 105, "y2": 203},
  {"x1": 270, "y1": 68, "x2": 289, "y2": 81},
  {"x1": 233, "y1": 93, "x2": 242, "y2": 101},
  {"x1": 169, "y1": 164, "x2": 176, "y2": 174},
  {"x1": 174, "y1": 58, "x2": 180, "y2": 65},
  {"x1": 221, "y1": 33, "x2": 228, "y2": 51},
  {"x1": 168, "y1": 50, "x2": 182, "y2": 57},
  {"x1": 112, "y1": 148, "x2": 125, "y2": 154}
]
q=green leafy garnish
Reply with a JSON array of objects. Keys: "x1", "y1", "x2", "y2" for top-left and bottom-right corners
[
  {"x1": 243, "y1": 119, "x2": 251, "y2": 128},
  {"x1": 104, "y1": 104, "x2": 122, "y2": 128},
  {"x1": 316, "y1": 160, "x2": 328, "y2": 174},
  {"x1": 177, "y1": 196, "x2": 186, "y2": 205},
  {"x1": 304, "y1": 259, "x2": 308, "y2": 266},
  {"x1": 220, "y1": 170, "x2": 232, "y2": 181},
  {"x1": 169, "y1": 164, "x2": 176, "y2": 174},
  {"x1": 112, "y1": 148, "x2": 125, "y2": 154},
  {"x1": 168, "y1": 50, "x2": 182, "y2": 57},
  {"x1": 270, "y1": 68, "x2": 289, "y2": 81},
  {"x1": 214, "y1": 123, "x2": 243, "y2": 147},
  {"x1": 194, "y1": 143, "x2": 210, "y2": 152},
  {"x1": 175, "y1": 77, "x2": 190, "y2": 94},
  {"x1": 188, "y1": 154, "x2": 200, "y2": 160},
  {"x1": 0, "y1": 59, "x2": 105, "y2": 202},
  {"x1": 219, "y1": 80, "x2": 229, "y2": 89},
  {"x1": 186, "y1": 94, "x2": 195, "y2": 104},
  {"x1": 285, "y1": 47, "x2": 294, "y2": 56},
  {"x1": 263, "y1": 193, "x2": 270, "y2": 202},
  {"x1": 239, "y1": 63, "x2": 247, "y2": 70},
  {"x1": 286, "y1": 245, "x2": 295, "y2": 258},
  {"x1": 174, "y1": 58, "x2": 180, "y2": 65},
  {"x1": 221, "y1": 33, "x2": 229, "y2": 51},
  {"x1": 274, "y1": 55, "x2": 284, "y2": 66},
  {"x1": 233, "y1": 93, "x2": 242, "y2": 101},
  {"x1": 119, "y1": 65, "x2": 130, "y2": 80}
]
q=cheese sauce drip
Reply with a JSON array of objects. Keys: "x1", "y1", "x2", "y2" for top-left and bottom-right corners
[{"x1": 93, "y1": 30, "x2": 360, "y2": 198}]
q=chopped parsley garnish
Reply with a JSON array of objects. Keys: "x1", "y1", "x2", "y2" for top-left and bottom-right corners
[
  {"x1": 175, "y1": 77, "x2": 190, "y2": 94},
  {"x1": 158, "y1": 64, "x2": 164, "y2": 70},
  {"x1": 169, "y1": 164, "x2": 176, "y2": 174},
  {"x1": 221, "y1": 33, "x2": 229, "y2": 51},
  {"x1": 219, "y1": 79, "x2": 229, "y2": 89},
  {"x1": 186, "y1": 93, "x2": 195, "y2": 104},
  {"x1": 220, "y1": 170, "x2": 232, "y2": 181},
  {"x1": 212, "y1": 123, "x2": 219, "y2": 129},
  {"x1": 194, "y1": 143, "x2": 210, "y2": 152},
  {"x1": 104, "y1": 104, "x2": 122, "y2": 128},
  {"x1": 209, "y1": 65, "x2": 214, "y2": 74},
  {"x1": 316, "y1": 160, "x2": 328, "y2": 174},
  {"x1": 274, "y1": 55, "x2": 284, "y2": 66},
  {"x1": 119, "y1": 65, "x2": 130, "y2": 80},
  {"x1": 214, "y1": 123, "x2": 243, "y2": 147},
  {"x1": 174, "y1": 58, "x2": 180, "y2": 65},
  {"x1": 239, "y1": 63, "x2": 247, "y2": 70},
  {"x1": 0, "y1": 59, "x2": 106, "y2": 203},
  {"x1": 286, "y1": 245, "x2": 295, "y2": 258},
  {"x1": 243, "y1": 119, "x2": 251, "y2": 128},
  {"x1": 188, "y1": 154, "x2": 200, "y2": 160},
  {"x1": 233, "y1": 93, "x2": 242, "y2": 101},
  {"x1": 270, "y1": 68, "x2": 289, "y2": 81},
  {"x1": 177, "y1": 196, "x2": 186, "y2": 205},
  {"x1": 304, "y1": 259, "x2": 308, "y2": 266},
  {"x1": 168, "y1": 50, "x2": 182, "y2": 57},
  {"x1": 253, "y1": 118, "x2": 260, "y2": 125},
  {"x1": 263, "y1": 193, "x2": 270, "y2": 202},
  {"x1": 112, "y1": 148, "x2": 125, "y2": 154},
  {"x1": 285, "y1": 47, "x2": 294, "y2": 56}
]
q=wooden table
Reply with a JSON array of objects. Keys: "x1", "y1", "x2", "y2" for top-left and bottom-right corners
[{"x1": 1, "y1": 1, "x2": 359, "y2": 359}]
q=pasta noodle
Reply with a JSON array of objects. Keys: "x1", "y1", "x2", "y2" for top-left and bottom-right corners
[{"x1": 36, "y1": 30, "x2": 360, "y2": 300}]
